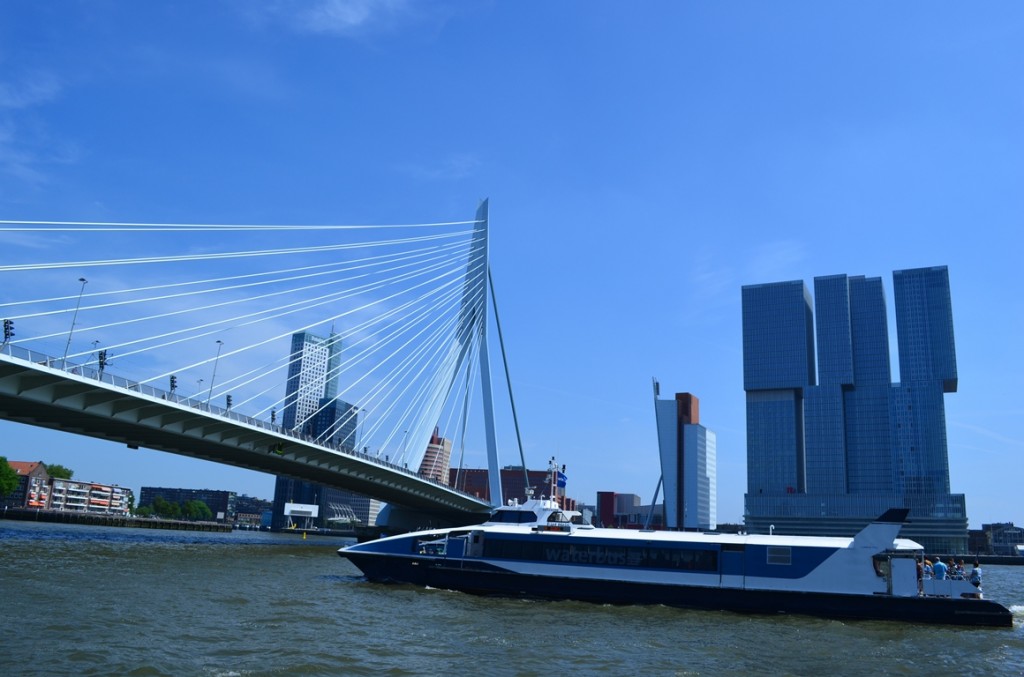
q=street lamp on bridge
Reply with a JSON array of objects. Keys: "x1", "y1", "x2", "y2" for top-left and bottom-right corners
[
  {"x1": 207, "y1": 339, "x2": 223, "y2": 405},
  {"x1": 62, "y1": 277, "x2": 88, "y2": 367}
]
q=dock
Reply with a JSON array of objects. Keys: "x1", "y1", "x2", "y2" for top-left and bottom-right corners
[{"x1": 1, "y1": 507, "x2": 232, "y2": 532}]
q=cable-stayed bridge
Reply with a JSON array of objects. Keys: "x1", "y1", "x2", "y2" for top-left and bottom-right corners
[{"x1": 0, "y1": 200, "x2": 520, "y2": 527}]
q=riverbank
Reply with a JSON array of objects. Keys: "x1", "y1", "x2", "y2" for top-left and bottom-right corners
[{"x1": 1, "y1": 507, "x2": 231, "y2": 532}]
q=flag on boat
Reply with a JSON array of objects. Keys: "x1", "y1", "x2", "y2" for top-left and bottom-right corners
[{"x1": 556, "y1": 472, "x2": 567, "y2": 488}]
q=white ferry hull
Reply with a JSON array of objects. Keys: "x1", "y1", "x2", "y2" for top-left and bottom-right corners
[
  {"x1": 339, "y1": 504, "x2": 1013, "y2": 628},
  {"x1": 341, "y1": 550, "x2": 1013, "y2": 628}
]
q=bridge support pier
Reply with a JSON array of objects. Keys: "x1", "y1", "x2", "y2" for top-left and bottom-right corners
[{"x1": 354, "y1": 503, "x2": 484, "y2": 541}]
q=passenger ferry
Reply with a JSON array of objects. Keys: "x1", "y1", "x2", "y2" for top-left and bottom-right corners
[{"x1": 339, "y1": 489, "x2": 1013, "y2": 628}]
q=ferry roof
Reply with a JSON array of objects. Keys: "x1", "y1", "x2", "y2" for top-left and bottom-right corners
[{"x1": 463, "y1": 523, "x2": 923, "y2": 551}]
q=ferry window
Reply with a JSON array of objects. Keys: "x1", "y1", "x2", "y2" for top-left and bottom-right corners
[
  {"x1": 488, "y1": 510, "x2": 538, "y2": 524},
  {"x1": 872, "y1": 555, "x2": 890, "y2": 579},
  {"x1": 548, "y1": 512, "x2": 569, "y2": 523},
  {"x1": 481, "y1": 539, "x2": 718, "y2": 572},
  {"x1": 413, "y1": 537, "x2": 446, "y2": 556},
  {"x1": 767, "y1": 546, "x2": 792, "y2": 565}
]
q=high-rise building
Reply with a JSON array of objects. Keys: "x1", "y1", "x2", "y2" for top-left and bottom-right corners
[
  {"x1": 418, "y1": 427, "x2": 452, "y2": 485},
  {"x1": 742, "y1": 266, "x2": 967, "y2": 552},
  {"x1": 281, "y1": 331, "x2": 343, "y2": 433},
  {"x1": 273, "y1": 331, "x2": 375, "y2": 530},
  {"x1": 654, "y1": 392, "x2": 717, "y2": 530},
  {"x1": 310, "y1": 398, "x2": 359, "y2": 451}
]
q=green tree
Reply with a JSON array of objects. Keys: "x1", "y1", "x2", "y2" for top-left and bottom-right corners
[
  {"x1": 182, "y1": 500, "x2": 212, "y2": 521},
  {"x1": 195, "y1": 500, "x2": 212, "y2": 521},
  {"x1": 135, "y1": 505, "x2": 153, "y2": 517},
  {"x1": 0, "y1": 456, "x2": 19, "y2": 499},
  {"x1": 44, "y1": 463, "x2": 73, "y2": 479},
  {"x1": 152, "y1": 496, "x2": 170, "y2": 518}
]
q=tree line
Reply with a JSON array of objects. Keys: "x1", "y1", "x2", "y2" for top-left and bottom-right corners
[{"x1": 135, "y1": 495, "x2": 214, "y2": 521}]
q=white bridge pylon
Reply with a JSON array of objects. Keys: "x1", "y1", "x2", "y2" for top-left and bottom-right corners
[{"x1": 407, "y1": 199, "x2": 504, "y2": 506}]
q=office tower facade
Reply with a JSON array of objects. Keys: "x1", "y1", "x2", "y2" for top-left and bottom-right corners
[
  {"x1": 281, "y1": 332, "x2": 342, "y2": 432},
  {"x1": 273, "y1": 331, "x2": 370, "y2": 530},
  {"x1": 742, "y1": 266, "x2": 967, "y2": 552},
  {"x1": 310, "y1": 398, "x2": 359, "y2": 451},
  {"x1": 418, "y1": 427, "x2": 452, "y2": 485},
  {"x1": 654, "y1": 392, "x2": 717, "y2": 530}
]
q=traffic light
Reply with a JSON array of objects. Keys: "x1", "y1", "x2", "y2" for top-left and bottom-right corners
[
  {"x1": 169, "y1": 375, "x2": 177, "y2": 392},
  {"x1": 225, "y1": 394, "x2": 233, "y2": 409},
  {"x1": 2, "y1": 319, "x2": 13, "y2": 343},
  {"x1": 271, "y1": 408, "x2": 276, "y2": 424},
  {"x1": 97, "y1": 349, "x2": 107, "y2": 369}
]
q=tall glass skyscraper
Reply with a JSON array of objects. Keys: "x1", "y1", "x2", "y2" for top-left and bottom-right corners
[
  {"x1": 742, "y1": 266, "x2": 967, "y2": 552},
  {"x1": 272, "y1": 331, "x2": 373, "y2": 530},
  {"x1": 281, "y1": 331, "x2": 342, "y2": 432},
  {"x1": 654, "y1": 392, "x2": 716, "y2": 531}
]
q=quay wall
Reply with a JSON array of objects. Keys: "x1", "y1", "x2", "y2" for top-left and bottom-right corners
[{"x1": 1, "y1": 507, "x2": 231, "y2": 532}]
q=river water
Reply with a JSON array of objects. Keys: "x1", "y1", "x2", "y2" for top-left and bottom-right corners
[{"x1": 2, "y1": 520, "x2": 1022, "y2": 676}]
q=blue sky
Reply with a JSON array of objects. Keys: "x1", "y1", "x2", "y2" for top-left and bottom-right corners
[{"x1": 1, "y1": 2, "x2": 1021, "y2": 527}]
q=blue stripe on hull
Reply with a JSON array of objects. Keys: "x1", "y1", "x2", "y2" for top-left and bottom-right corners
[{"x1": 340, "y1": 553, "x2": 1013, "y2": 628}]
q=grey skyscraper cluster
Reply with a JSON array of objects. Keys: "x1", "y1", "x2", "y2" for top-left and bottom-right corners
[{"x1": 742, "y1": 266, "x2": 966, "y2": 552}]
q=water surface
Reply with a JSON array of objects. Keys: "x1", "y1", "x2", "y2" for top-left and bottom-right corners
[{"x1": 2, "y1": 520, "x2": 1022, "y2": 675}]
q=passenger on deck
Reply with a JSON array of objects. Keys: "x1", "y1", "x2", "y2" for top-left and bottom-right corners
[
  {"x1": 970, "y1": 560, "x2": 983, "y2": 587},
  {"x1": 932, "y1": 557, "x2": 948, "y2": 580},
  {"x1": 956, "y1": 559, "x2": 966, "y2": 579},
  {"x1": 923, "y1": 559, "x2": 934, "y2": 579}
]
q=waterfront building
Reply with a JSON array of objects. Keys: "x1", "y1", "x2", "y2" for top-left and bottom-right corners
[
  {"x1": 417, "y1": 427, "x2": 452, "y2": 485},
  {"x1": 233, "y1": 494, "x2": 272, "y2": 528},
  {"x1": 4, "y1": 460, "x2": 50, "y2": 509},
  {"x1": 50, "y1": 479, "x2": 133, "y2": 515},
  {"x1": 594, "y1": 491, "x2": 666, "y2": 529},
  {"x1": 139, "y1": 487, "x2": 235, "y2": 520},
  {"x1": 741, "y1": 266, "x2": 967, "y2": 552},
  {"x1": 595, "y1": 491, "x2": 617, "y2": 527},
  {"x1": 272, "y1": 330, "x2": 373, "y2": 530},
  {"x1": 273, "y1": 478, "x2": 381, "y2": 529},
  {"x1": 981, "y1": 523, "x2": 1024, "y2": 556},
  {"x1": 654, "y1": 391, "x2": 717, "y2": 530},
  {"x1": 451, "y1": 465, "x2": 577, "y2": 511},
  {"x1": 4, "y1": 460, "x2": 132, "y2": 515}
]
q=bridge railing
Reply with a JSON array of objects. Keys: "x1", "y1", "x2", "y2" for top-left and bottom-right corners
[{"x1": 1, "y1": 341, "x2": 487, "y2": 503}]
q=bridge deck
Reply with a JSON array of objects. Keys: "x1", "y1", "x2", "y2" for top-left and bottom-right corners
[{"x1": 0, "y1": 348, "x2": 492, "y2": 521}]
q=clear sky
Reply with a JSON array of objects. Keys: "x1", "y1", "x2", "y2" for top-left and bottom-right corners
[{"x1": 1, "y1": 2, "x2": 1021, "y2": 528}]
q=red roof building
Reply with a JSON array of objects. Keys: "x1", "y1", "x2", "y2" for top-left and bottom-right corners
[{"x1": 5, "y1": 460, "x2": 51, "y2": 509}]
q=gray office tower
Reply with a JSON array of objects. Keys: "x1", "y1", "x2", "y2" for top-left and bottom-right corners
[
  {"x1": 741, "y1": 266, "x2": 967, "y2": 552},
  {"x1": 654, "y1": 392, "x2": 716, "y2": 531},
  {"x1": 272, "y1": 331, "x2": 369, "y2": 530}
]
